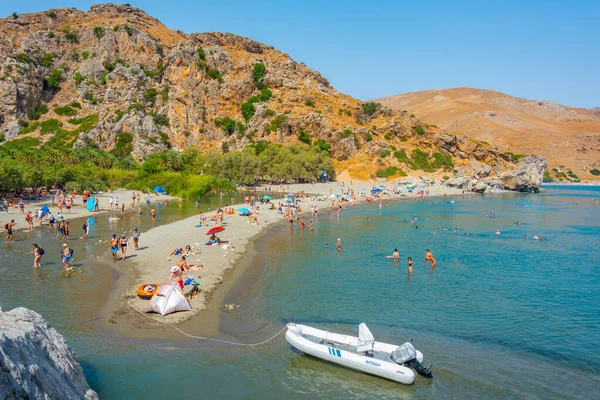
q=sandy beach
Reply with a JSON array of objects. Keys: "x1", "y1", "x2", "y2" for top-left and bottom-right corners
[
  {"x1": 0, "y1": 189, "x2": 175, "y2": 232},
  {"x1": 111, "y1": 179, "x2": 467, "y2": 331}
]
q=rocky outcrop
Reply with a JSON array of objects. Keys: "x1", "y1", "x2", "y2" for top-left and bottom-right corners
[
  {"x1": 0, "y1": 307, "x2": 98, "y2": 400},
  {"x1": 500, "y1": 156, "x2": 547, "y2": 192}
]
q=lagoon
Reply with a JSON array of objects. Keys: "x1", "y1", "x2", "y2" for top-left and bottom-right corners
[{"x1": 1, "y1": 186, "x2": 599, "y2": 398}]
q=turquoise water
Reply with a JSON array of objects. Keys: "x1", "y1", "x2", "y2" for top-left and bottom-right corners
[{"x1": 2, "y1": 186, "x2": 599, "y2": 398}]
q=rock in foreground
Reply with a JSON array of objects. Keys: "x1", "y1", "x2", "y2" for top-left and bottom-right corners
[{"x1": 0, "y1": 307, "x2": 98, "y2": 400}]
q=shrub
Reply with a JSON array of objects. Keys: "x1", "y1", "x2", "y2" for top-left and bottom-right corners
[
  {"x1": 265, "y1": 109, "x2": 276, "y2": 117},
  {"x1": 313, "y1": 139, "x2": 331, "y2": 152},
  {"x1": 379, "y1": 149, "x2": 391, "y2": 158},
  {"x1": 41, "y1": 53, "x2": 58, "y2": 67},
  {"x1": 590, "y1": 169, "x2": 600, "y2": 176},
  {"x1": 253, "y1": 63, "x2": 266, "y2": 89},
  {"x1": 18, "y1": 119, "x2": 29, "y2": 128},
  {"x1": 47, "y1": 32, "x2": 55, "y2": 38},
  {"x1": 74, "y1": 72, "x2": 83, "y2": 86},
  {"x1": 341, "y1": 129, "x2": 353, "y2": 138},
  {"x1": 197, "y1": 47, "x2": 206, "y2": 60},
  {"x1": 364, "y1": 132, "x2": 373, "y2": 142},
  {"x1": 443, "y1": 175, "x2": 450, "y2": 181},
  {"x1": 44, "y1": 69, "x2": 62, "y2": 91},
  {"x1": 207, "y1": 68, "x2": 221, "y2": 80},
  {"x1": 69, "y1": 101, "x2": 82, "y2": 109},
  {"x1": 221, "y1": 142, "x2": 229, "y2": 153},
  {"x1": 375, "y1": 166, "x2": 406, "y2": 178},
  {"x1": 63, "y1": 29, "x2": 78, "y2": 43},
  {"x1": 82, "y1": 51, "x2": 89, "y2": 60},
  {"x1": 241, "y1": 99, "x2": 257, "y2": 122},
  {"x1": 298, "y1": 129, "x2": 311, "y2": 145},
  {"x1": 197, "y1": 60, "x2": 207, "y2": 70},
  {"x1": 414, "y1": 126, "x2": 425, "y2": 135},
  {"x1": 15, "y1": 53, "x2": 33, "y2": 63},
  {"x1": 113, "y1": 25, "x2": 119, "y2": 31},
  {"x1": 123, "y1": 25, "x2": 133, "y2": 36},
  {"x1": 99, "y1": 71, "x2": 109, "y2": 85},
  {"x1": 40, "y1": 119, "x2": 63, "y2": 134},
  {"x1": 411, "y1": 149, "x2": 433, "y2": 172},
  {"x1": 18, "y1": 122, "x2": 40, "y2": 135},
  {"x1": 27, "y1": 104, "x2": 49, "y2": 120},
  {"x1": 12, "y1": 12, "x2": 18, "y2": 20},
  {"x1": 114, "y1": 109, "x2": 125, "y2": 121},
  {"x1": 83, "y1": 92, "x2": 98, "y2": 104},
  {"x1": 384, "y1": 133, "x2": 393, "y2": 140},
  {"x1": 93, "y1": 26, "x2": 104, "y2": 38},
  {"x1": 143, "y1": 88, "x2": 158, "y2": 103},
  {"x1": 214, "y1": 117, "x2": 239, "y2": 135},
  {"x1": 54, "y1": 105, "x2": 77, "y2": 116},
  {"x1": 362, "y1": 102, "x2": 378, "y2": 116},
  {"x1": 431, "y1": 152, "x2": 454, "y2": 170},
  {"x1": 151, "y1": 112, "x2": 170, "y2": 126},
  {"x1": 0, "y1": 133, "x2": 4, "y2": 142},
  {"x1": 394, "y1": 149, "x2": 409, "y2": 164},
  {"x1": 110, "y1": 132, "x2": 134, "y2": 157},
  {"x1": 155, "y1": 43, "x2": 164, "y2": 56},
  {"x1": 567, "y1": 170, "x2": 579, "y2": 180},
  {"x1": 157, "y1": 131, "x2": 172, "y2": 148},
  {"x1": 266, "y1": 115, "x2": 286, "y2": 133},
  {"x1": 259, "y1": 88, "x2": 272, "y2": 101},
  {"x1": 143, "y1": 69, "x2": 160, "y2": 78},
  {"x1": 71, "y1": 52, "x2": 80, "y2": 61},
  {"x1": 305, "y1": 100, "x2": 315, "y2": 107}
]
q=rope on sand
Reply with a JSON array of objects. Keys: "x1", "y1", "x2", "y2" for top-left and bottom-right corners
[{"x1": 127, "y1": 301, "x2": 287, "y2": 346}]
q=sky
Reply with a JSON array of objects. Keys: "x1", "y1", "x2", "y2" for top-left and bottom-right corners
[{"x1": 3, "y1": 0, "x2": 599, "y2": 108}]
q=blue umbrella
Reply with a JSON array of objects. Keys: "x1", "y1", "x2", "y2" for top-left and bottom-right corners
[
  {"x1": 237, "y1": 207, "x2": 251, "y2": 213},
  {"x1": 86, "y1": 196, "x2": 95, "y2": 212},
  {"x1": 154, "y1": 185, "x2": 165, "y2": 193}
]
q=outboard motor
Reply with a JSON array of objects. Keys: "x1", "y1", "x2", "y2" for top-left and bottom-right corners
[{"x1": 390, "y1": 342, "x2": 433, "y2": 378}]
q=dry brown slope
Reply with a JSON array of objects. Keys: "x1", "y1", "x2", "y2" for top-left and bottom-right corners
[{"x1": 377, "y1": 88, "x2": 600, "y2": 180}]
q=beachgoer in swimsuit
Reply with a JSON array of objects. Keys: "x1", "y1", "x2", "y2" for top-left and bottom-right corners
[
  {"x1": 109, "y1": 235, "x2": 119, "y2": 261},
  {"x1": 425, "y1": 249, "x2": 436, "y2": 268},
  {"x1": 61, "y1": 244, "x2": 72, "y2": 269},
  {"x1": 337, "y1": 238, "x2": 341, "y2": 251},
  {"x1": 132, "y1": 228, "x2": 140, "y2": 250},
  {"x1": 393, "y1": 248, "x2": 399, "y2": 260},
  {"x1": 32, "y1": 243, "x2": 42, "y2": 267},
  {"x1": 407, "y1": 257, "x2": 413, "y2": 273},
  {"x1": 170, "y1": 266, "x2": 184, "y2": 290},
  {"x1": 119, "y1": 235, "x2": 129, "y2": 260}
]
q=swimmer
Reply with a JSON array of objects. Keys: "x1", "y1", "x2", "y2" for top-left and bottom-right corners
[
  {"x1": 392, "y1": 248, "x2": 399, "y2": 260},
  {"x1": 336, "y1": 238, "x2": 341, "y2": 251},
  {"x1": 325, "y1": 243, "x2": 329, "y2": 248},
  {"x1": 406, "y1": 257, "x2": 413, "y2": 273},
  {"x1": 495, "y1": 229, "x2": 501, "y2": 235},
  {"x1": 425, "y1": 249, "x2": 437, "y2": 268}
]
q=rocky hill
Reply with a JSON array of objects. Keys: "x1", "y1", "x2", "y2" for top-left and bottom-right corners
[
  {"x1": 376, "y1": 88, "x2": 600, "y2": 181},
  {"x1": 0, "y1": 4, "x2": 531, "y2": 185}
]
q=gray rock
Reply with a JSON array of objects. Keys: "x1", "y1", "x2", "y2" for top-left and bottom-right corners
[
  {"x1": 470, "y1": 159, "x2": 491, "y2": 178},
  {"x1": 445, "y1": 176, "x2": 470, "y2": 188},
  {"x1": 0, "y1": 307, "x2": 98, "y2": 400},
  {"x1": 499, "y1": 156, "x2": 547, "y2": 192}
]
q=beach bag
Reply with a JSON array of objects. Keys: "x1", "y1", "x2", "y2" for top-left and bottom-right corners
[
  {"x1": 82, "y1": 223, "x2": 87, "y2": 230},
  {"x1": 4, "y1": 223, "x2": 8, "y2": 230},
  {"x1": 38, "y1": 248, "x2": 45, "y2": 255},
  {"x1": 26, "y1": 214, "x2": 32, "y2": 222}
]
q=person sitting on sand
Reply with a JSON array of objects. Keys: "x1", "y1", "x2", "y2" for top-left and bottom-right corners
[
  {"x1": 183, "y1": 244, "x2": 202, "y2": 256},
  {"x1": 208, "y1": 234, "x2": 223, "y2": 244},
  {"x1": 169, "y1": 247, "x2": 184, "y2": 256}
]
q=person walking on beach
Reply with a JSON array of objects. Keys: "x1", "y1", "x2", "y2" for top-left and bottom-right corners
[
  {"x1": 63, "y1": 221, "x2": 70, "y2": 240},
  {"x1": 132, "y1": 228, "x2": 140, "y2": 250},
  {"x1": 31, "y1": 243, "x2": 43, "y2": 268},
  {"x1": 19, "y1": 200, "x2": 24, "y2": 214},
  {"x1": 119, "y1": 235, "x2": 129, "y2": 260},
  {"x1": 109, "y1": 235, "x2": 119, "y2": 262},
  {"x1": 109, "y1": 196, "x2": 114, "y2": 210},
  {"x1": 25, "y1": 211, "x2": 33, "y2": 231},
  {"x1": 5, "y1": 220, "x2": 15, "y2": 242},
  {"x1": 94, "y1": 197, "x2": 99, "y2": 211},
  {"x1": 81, "y1": 220, "x2": 89, "y2": 239}
]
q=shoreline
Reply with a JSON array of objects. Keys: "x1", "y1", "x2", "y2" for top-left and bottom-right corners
[
  {"x1": 105, "y1": 180, "x2": 470, "y2": 338},
  {"x1": 0, "y1": 189, "x2": 176, "y2": 234}
]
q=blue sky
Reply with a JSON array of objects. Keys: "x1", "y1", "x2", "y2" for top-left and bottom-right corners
[{"x1": 3, "y1": 1, "x2": 599, "y2": 108}]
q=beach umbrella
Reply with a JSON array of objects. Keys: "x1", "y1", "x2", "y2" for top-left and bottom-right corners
[
  {"x1": 206, "y1": 226, "x2": 225, "y2": 235},
  {"x1": 86, "y1": 197, "x2": 95, "y2": 212},
  {"x1": 262, "y1": 195, "x2": 272, "y2": 199},
  {"x1": 154, "y1": 185, "x2": 165, "y2": 193},
  {"x1": 237, "y1": 207, "x2": 251, "y2": 214},
  {"x1": 282, "y1": 197, "x2": 293, "y2": 203}
]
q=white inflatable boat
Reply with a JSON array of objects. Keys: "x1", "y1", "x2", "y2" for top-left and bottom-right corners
[{"x1": 285, "y1": 323, "x2": 432, "y2": 385}]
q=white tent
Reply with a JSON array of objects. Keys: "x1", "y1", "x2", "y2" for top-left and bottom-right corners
[
  {"x1": 146, "y1": 280, "x2": 192, "y2": 316},
  {"x1": 356, "y1": 323, "x2": 375, "y2": 353}
]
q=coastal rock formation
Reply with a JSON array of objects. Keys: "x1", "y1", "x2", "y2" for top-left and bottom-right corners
[
  {"x1": 500, "y1": 156, "x2": 548, "y2": 192},
  {"x1": 0, "y1": 307, "x2": 98, "y2": 400}
]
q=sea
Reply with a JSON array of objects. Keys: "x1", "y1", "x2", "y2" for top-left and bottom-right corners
[{"x1": 1, "y1": 185, "x2": 599, "y2": 399}]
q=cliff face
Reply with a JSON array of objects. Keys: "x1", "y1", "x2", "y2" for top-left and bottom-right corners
[
  {"x1": 0, "y1": 4, "x2": 533, "y2": 184},
  {"x1": 376, "y1": 88, "x2": 600, "y2": 181},
  {"x1": 0, "y1": 307, "x2": 98, "y2": 400}
]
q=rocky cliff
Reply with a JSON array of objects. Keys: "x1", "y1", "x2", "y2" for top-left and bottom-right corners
[
  {"x1": 0, "y1": 307, "x2": 98, "y2": 400},
  {"x1": 0, "y1": 4, "x2": 544, "y2": 187}
]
